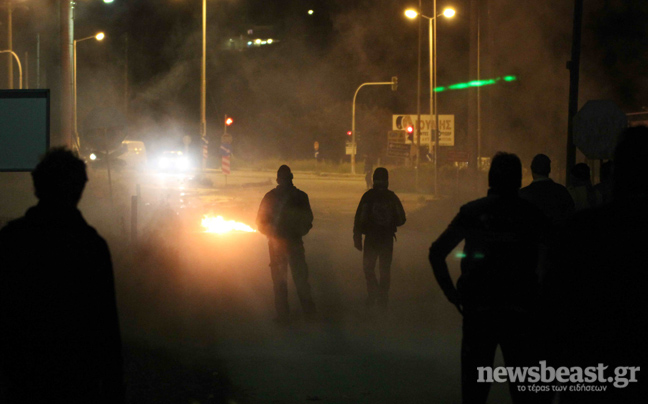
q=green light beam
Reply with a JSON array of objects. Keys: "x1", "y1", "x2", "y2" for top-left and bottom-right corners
[{"x1": 434, "y1": 75, "x2": 518, "y2": 92}]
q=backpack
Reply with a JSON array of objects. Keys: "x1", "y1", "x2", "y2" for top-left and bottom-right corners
[
  {"x1": 369, "y1": 198, "x2": 396, "y2": 229},
  {"x1": 274, "y1": 189, "x2": 312, "y2": 237}
]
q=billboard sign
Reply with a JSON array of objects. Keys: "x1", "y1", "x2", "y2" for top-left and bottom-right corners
[
  {"x1": 0, "y1": 90, "x2": 50, "y2": 171},
  {"x1": 392, "y1": 114, "x2": 454, "y2": 147}
]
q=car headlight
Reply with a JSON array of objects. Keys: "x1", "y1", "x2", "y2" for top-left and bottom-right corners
[
  {"x1": 177, "y1": 157, "x2": 190, "y2": 170},
  {"x1": 159, "y1": 157, "x2": 169, "y2": 169}
]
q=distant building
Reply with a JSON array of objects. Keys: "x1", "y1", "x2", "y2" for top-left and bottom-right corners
[{"x1": 221, "y1": 26, "x2": 280, "y2": 51}]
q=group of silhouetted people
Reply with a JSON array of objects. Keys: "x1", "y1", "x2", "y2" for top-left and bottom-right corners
[
  {"x1": 256, "y1": 164, "x2": 406, "y2": 323},
  {"x1": 430, "y1": 126, "x2": 648, "y2": 403},
  {"x1": 1, "y1": 125, "x2": 646, "y2": 403}
]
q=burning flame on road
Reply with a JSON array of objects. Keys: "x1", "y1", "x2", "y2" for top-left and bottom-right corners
[{"x1": 201, "y1": 215, "x2": 257, "y2": 234}]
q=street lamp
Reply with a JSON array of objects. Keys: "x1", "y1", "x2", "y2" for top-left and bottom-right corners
[
  {"x1": 0, "y1": 50, "x2": 21, "y2": 89},
  {"x1": 73, "y1": 32, "x2": 104, "y2": 150},
  {"x1": 351, "y1": 77, "x2": 398, "y2": 174},
  {"x1": 201, "y1": 0, "x2": 207, "y2": 170},
  {"x1": 405, "y1": 6, "x2": 455, "y2": 195}
]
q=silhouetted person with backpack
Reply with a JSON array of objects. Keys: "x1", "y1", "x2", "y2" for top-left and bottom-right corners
[
  {"x1": 353, "y1": 168, "x2": 406, "y2": 312},
  {"x1": 519, "y1": 153, "x2": 575, "y2": 228},
  {"x1": 544, "y1": 126, "x2": 648, "y2": 403},
  {"x1": 429, "y1": 152, "x2": 547, "y2": 404},
  {"x1": 0, "y1": 148, "x2": 124, "y2": 403},
  {"x1": 257, "y1": 165, "x2": 316, "y2": 324}
]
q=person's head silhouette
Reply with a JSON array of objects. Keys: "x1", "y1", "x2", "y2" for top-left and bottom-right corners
[
  {"x1": 570, "y1": 163, "x2": 591, "y2": 187},
  {"x1": 613, "y1": 125, "x2": 648, "y2": 199},
  {"x1": 31, "y1": 148, "x2": 88, "y2": 207},
  {"x1": 530, "y1": 154, "x2": 551, "y2": 178},
  {"x1": 276, "y1": 164, "x2": 294, "y2": 186},
  {"x1": 489, "y1": 152, "x2": 522, "y2": 193},
  {"x1": 372, "y1": 167, "x2": 389, "y2": 189}
]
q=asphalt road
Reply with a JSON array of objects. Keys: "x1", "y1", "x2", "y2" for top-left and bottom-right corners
[{"x1": 0, "y1": 168, "x2": 513, "y2": 404}]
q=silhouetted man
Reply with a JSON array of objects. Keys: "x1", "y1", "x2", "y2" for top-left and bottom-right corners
[
  {"x1": 429, "y1": 152, "x2": 547, "y2": 404},
  {"x1": 257, "y1": 165, "x2": 316, "y2": 324},
  {"x1": 544, "y1": 126, "x2": 648, "y2": 403},
  {"x1": 568, "y1": 163, "x2": 602, "y2": 211},
  {"x1": 519, "y1": 153, "x2": 575, "y2": 228},
  {"x1": 593, "y1": 160, "x2": 613, "y2": 204},
  {"x1": 0, "y1": 148, "x2": 124, "y2": 403},
  {"x1": 353, "y1": 168, "x2": 406, "y2": 312},
  {"x1": 364, "y1": 154, "x2": 375, "y2": 189}
]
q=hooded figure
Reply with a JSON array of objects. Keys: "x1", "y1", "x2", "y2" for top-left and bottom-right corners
[
  {"x1": 353, "y1": 167, "x2": 406, "y2": 311},
  {"x1": 0, "y1": 148, "x2": 124, "y2": 403},
  {"x1": 256, "y1": 165, "x2": 316, "y2": 324}
]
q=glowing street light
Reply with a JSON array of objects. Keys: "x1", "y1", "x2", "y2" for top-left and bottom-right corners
[
  {"x1": 404, "y1": 9, "x2": 418, "y2": 19},
  {"x1": 442, "y1": 8, "x2": 456, "y2": 18},
  {"x1": 74, "y1": 32, "x2": 105, "y2": 149},
  {"x1": 404, "y1": 5, "x2": 456, "y2": 195}
]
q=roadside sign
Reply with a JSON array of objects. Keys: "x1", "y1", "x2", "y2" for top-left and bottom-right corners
[
  {"x1": 221, "y1": 133, "x2": 233, "y2": 145},
  {"x1": 221, "y1": 156, "x2": 231, "y2": 174},
  {"x1": 220, "y1": 143, "x2": 232, "y2": 156},
  {"x1": 445, "y1": 150, "x2": 470, "y2": 162},
  {"x1": 387, "y1": 130, "x2": 406, "y2": 143},
  {"x1": 345, "y1": 142, "x2": 356, "y2": 155},
  {"x1": 573, "y1": 100, "x2": 627, "y2": 159},
  {"x1": 392, "y1": 114, "x2": 455, "y2": 146},
  {"x1": 387, "y1": 142, "x2": 411, "y2": 158}
]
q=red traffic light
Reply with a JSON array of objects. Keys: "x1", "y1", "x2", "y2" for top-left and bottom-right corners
[
  {"x1": 225, "y1": 117, "x2": 234, "y2": 126},
  {"x1": 347, "y1": 131, "x2": 352, "y2": 136},
  {"x1": 407, "y1": 125, "x2": 414, "y2": 134}
]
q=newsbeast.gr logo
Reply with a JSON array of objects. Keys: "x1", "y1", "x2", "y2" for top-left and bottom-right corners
[{"x1": 478, "y1": 361, "x2": 640, "y2": 393}]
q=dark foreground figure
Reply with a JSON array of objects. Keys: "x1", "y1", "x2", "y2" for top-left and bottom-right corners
[
  {"x1": 257, "y1": 165, "x2": 316, "y2": 324},
  {"x1": 353, "y1": 168, "x2": 406, "y2": 311},
  {"x1": 430, "y1": 152, "x2": 547, "y2": 404},
  {"x1": 519, "y1": 153, "x2": 574, "y2": 228},
  {"x1": 544, "y1": 126, "x2": 648, "y2": 403},
  {"x1": 0, "y1": 148, "x2": 124, "y2": 403}
]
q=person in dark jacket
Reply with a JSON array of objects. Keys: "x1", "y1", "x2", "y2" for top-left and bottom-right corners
[
  {"x1": 353, "y1": 168, "x2": 406, "y2": 311},
  {"x1": 429, "y1": 152, "x2": 547, "y2": 404},
  {"x1": 256, "y1": 165, "x2": 316, "y2": 324},
  {"x1": 0, "y1": 148, "x2": 124, "y2": 404},
  {"x1": 568, "y1": 163, "x2": 602, "y2": 211},
  {"x1": 543, "y1": 127, "x2": 648, "y2": 403},
  {"x1": 593, "y1": 160, "x2": 613, "y2": 204},
  {"x1": 519, "y1": 153, "x2": 575, "y2": 228}
]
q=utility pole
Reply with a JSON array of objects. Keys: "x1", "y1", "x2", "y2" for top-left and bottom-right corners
[
  {"x1": 201, "y1": 0, "x2": 207, "y2": 169},
  {"x1": 124, "y1": 34, "x2": 129, "y2": 116},
  {"x1": 566, "y1": 0, "x2": 584, "y2": 186},
  {"x1": 7, "y1": 0, "x2": 13, "y2": 88},
  {"x1": 60, "y1": 0, "x2": 74, "y2": 148}
]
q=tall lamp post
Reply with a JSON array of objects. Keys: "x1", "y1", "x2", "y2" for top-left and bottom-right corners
[
  {"x1": 73, "y1": 32, "x2": 104, "y2": 150},
  {"x1": 405, "y1": 6, "x2": 455, "y2": 196},
  {"x1": 201, "y1": 0, "x2": 207, "y2": 169},
  {"x1": 351, "y1": 77, "x2": 398, "y2": 175}
]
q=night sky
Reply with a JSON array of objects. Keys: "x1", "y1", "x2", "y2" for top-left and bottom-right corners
[{"x1": 5, "y1": 0, "x2": 648, "y2": 165}]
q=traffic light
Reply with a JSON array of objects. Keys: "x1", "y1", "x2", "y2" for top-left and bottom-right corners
[
  {"x1": 407, "y1": 125, "x2": 414, "y2": 141},
  {"x1": 347, "y1": 131, "x2": 352, "y2": 136},
  {"x1": 391, "y1": 76, "x2": 398, "y2": 91},
  {"x1": 225, "y1": 117, "x2": 233, "y2": 126}
]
